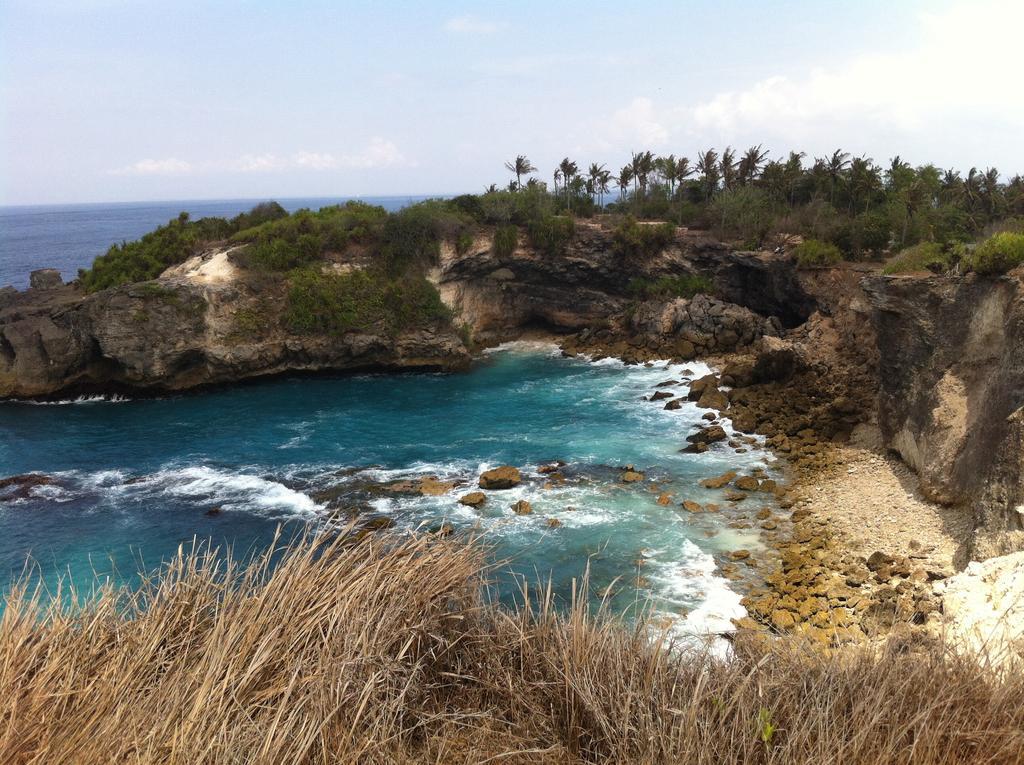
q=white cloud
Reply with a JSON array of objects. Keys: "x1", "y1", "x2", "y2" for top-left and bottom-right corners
[
  {"x1": 109, "y1": 139, "x2": 407, "y2": 178},
  {"x1": 608, "y1": 97, "x2": 670, "y2": 148},
  {"x1": 234, "y1": 153, "x2": 287, "y2": 173},
  {"x1": 443, "y1": 15, "x2": 503, "y2": 34},
  {"x1": 593, "y1": 1, "x2": 1023, "y2": 165},
  {"x1": 108, "y1": 157, "x2": 192, "y2": 176},
  {"x1": 291, "y1": 138, "x2": 405, "y2": 170}
]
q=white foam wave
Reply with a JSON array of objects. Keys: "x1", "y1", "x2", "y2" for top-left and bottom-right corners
[
  {"x1": 644, "y1": 539, "x2": 746, "y2": 645},
  {"x1": 13, "y1": 394, "x2": 132, "y2": 406},
  {"x1": 150, "y1": 466, "x2": 322, "y2": 516},
  {"x1": 483, "y1": 340, "x2": 563, "y2": 357}
]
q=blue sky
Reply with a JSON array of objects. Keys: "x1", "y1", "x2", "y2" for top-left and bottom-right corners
[{"x1": 1, "y1": 0, "x2": 1021, "y2": 204}]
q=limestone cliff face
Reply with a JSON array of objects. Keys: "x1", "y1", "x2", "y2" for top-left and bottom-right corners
[
  {"x1": 0, "y1": 251, "x2": 470, "y2": 399},
  {"x1": 863, "y1": 270, "x2": 1024, "y2": 558}
]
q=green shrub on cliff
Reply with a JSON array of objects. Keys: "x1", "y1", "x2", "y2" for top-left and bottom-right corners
[
  {"x1": 626, "y1": 274, "x2": 713, "y2": 300},
  {"x1": 79, "y1": 212, "x2": 200, "y2": 292},
  {"x1": 612, "y1": 216, "x2": 676, "y2": 259},
  {"x1": 882, "y1": 242, "x2": 952, "y2": 275},
  {"x1": 526, "y1": 214, "x2": 575, "y2": 257},
  {"x1": 378, "y1": 201, "x2": 476, "y2": 275},
  {"x1": 232, "y1": 202, "x2": 388, "y2": 270},
  {"x1": 492, "y1": 225, "x2": 518, "y2": 258},
  {"x1": 284, "y1": 268, "x2": 450, "y2": 335},
  {"x1": 966, "y1": 232, "x2": 1024, "y2": 275},
  {"x1": 79, "y1": 202, "x2": 296, "y2": 291},
  {"x1": 792, "y1": 239, "x2": 842, "y2": 267},
  {"x1": 229, "y1": 201, "x2": 288, "y2": 231}
]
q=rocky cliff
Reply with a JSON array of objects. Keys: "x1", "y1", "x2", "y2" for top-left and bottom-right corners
[
  {"x1": 863, "y1": 270, "x2": 1024, "y2": 558},
  {"x1": 0, "y1": 223, "x2": 848, "y2": 398},
  {"x1": 0, "y1": 254, "x2": 470, "y2": 399}
]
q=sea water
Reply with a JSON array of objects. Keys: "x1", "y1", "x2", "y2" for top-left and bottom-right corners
[{"x1": 0, "y1": 342, "x2": 776, "y2": 637}]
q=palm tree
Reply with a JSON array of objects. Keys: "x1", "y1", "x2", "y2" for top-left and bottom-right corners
[
  {"x1": 587, "y1": 163, "x2": 606, "y2": 204},
  {"x1": 719, "y1": 147, "x2": 737, "y2": 191},
  {"x1": 484, "y1": 183, "x2": 499, "y2": 193},
  {"x1": 676, "y1": 157, "x2": 693, "y2": 184},
  {"x1": 783, "y1": 151, "x2": 805, "y2": 205},
  {"x1": 737, "y1": 145, "x2": 769, "y2": 185},
  {"x1": 597, "y1": 169, "x2": 612, "y2": 208},
  {"x1": 980, "y1": 167, "x2": 1003, "y2": 219},
  {"x1": 504, "y1": 155, "x2": 537, "y2": 190},
  {"x1": 558, "y1": 157, "x2": 579, "y2": 208},
  {"x1": 656, "y1": 154, "x2": 679, "y2": 194},
  {"x1": 696, "y1": 149, "x2": 720, "y2": 201},
  {"x1": 616, "y1": 166, "x2": 633, "y2": 202},
  {"x1": 825, "y1": 149, "x2": 851, "y2": 205},
  {"x1": 848, "y1": 156, "x2": 881, "y2": 213},
  {"x1": 637, "y1": 151, "x2": 655, "y2": 196},
  {"x1": 552, "y1": 168, "x2": 562, "y2": 195}
]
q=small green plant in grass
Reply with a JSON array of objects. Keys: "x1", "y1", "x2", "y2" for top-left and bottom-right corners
[
  {"x1": 757, "y1": 707, "x2": 777, "y2": 749},
  {"x1": 792, "y1": 239, "x2": 842, "y2": 267}
]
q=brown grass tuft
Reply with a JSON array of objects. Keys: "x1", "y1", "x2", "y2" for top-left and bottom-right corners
[{"x1": 1, "y1": 531, "x2": 1022, "y2": 764}]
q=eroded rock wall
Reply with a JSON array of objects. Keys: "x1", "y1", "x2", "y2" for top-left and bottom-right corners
[{"x1": 863, "y1": 271, "x2": 1024, "y2": 558}]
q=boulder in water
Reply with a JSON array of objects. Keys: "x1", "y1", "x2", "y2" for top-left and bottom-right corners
[
  {"x1": 459, "y1": 491, "x2": 486, "y2": 508},
  {"x1": 701, "y1": 470, "x2": 737, "y2": 489},
  {"x1": 418, "y1": 476, "x2": 456, "y2": 496},
  {"x1": 0, "y1": 473, "x2": 56, "y2": 501},
  {"x1": 511, "y1": 499, "x2": 532, "y2": 515},
  {"x1": 479, "y1": 466, "x2": 521, "y2": 490},
  {"x1": 686, "y1": 424, "x2": 727, "y2": 445},
  {"x1": 734, "y1": 475, "x2": 760, "y2": 492}
]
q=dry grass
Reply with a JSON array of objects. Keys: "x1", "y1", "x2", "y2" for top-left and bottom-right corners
[{"x1": 1, "y1": 531, "x2": 1022, "y2": 764}]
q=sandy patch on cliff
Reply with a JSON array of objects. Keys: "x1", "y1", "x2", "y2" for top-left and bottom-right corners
[
  {"x1": 162, "y1": 248, "x2": 240, "y2": 285},
  {"x1": 794, "y1": 439, "x2": 973, "y2": 573}
]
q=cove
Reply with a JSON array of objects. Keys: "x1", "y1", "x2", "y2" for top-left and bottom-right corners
[{"x1": 0, "y1": 343, "x2": 776, "y2": 635}]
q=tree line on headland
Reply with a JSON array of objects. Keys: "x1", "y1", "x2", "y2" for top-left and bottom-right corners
[
  {"x1": 498, "y1": 148, "x2": 1024, "y2": 269},
  {"x1": 76, "y1": 145, "x2": 1024, "y2": 296}
]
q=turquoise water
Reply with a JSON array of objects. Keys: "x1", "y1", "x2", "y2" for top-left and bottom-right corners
[{"x1": 0, "y1": 344, "x2": 775, "y2": 635}]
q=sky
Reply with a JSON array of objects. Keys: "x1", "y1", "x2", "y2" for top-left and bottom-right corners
[{"x1": 1, "y1": 0, "x2": 1022, "y2": 205}]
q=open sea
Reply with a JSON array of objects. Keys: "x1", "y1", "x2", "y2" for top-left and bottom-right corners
[{"x1": 0, "y1": 200, "x2": 775, "y2": 638}]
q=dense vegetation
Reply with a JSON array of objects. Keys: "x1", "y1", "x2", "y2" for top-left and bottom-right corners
[
  {"x1": 78, "y1": 204, "x2": 288, "y2": 292},
  {"x1": 503, "y1": 148, "x2": 1024, "y2": 260},
  {"x1": 3, "y1": 533, "x2": 1021, "y2": 764},
  {"x1": 283, "y1": 268, "x2": 450, "y2": 335},
  {"x1": 76, "y1": 145, "x2": 1023, "y2": 298}
]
